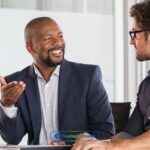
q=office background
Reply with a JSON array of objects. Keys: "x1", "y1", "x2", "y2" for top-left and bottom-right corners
[{"x1": 0, "y1": 0, "x2": 148, "y2": 144}]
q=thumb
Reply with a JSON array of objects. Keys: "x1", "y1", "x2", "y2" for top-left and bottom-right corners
[{"x1": 0, "y1": 76, "x2": 7, "y2": 86}]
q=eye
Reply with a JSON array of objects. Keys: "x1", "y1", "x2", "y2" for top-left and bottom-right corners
[
  {"x1": 43, "y1": 36, "x2": 52, "y2": 41},
  {"x1": 131, "y1": 32, "x2": 136, "y2": 39},
  {"x1": 59, "y1": 34, "x2": 63, "y2": 39}
]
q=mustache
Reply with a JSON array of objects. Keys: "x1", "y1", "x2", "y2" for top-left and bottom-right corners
[{"x1": 48, "y1": 46, "x2": 64, "y2": 52}]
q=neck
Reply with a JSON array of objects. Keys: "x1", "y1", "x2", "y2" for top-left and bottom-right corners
[{"x1": 35, "y1": 64, "x2": 56, "y2": 82}]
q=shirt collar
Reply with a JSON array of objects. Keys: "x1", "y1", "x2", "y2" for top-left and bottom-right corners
[{"x1": 33, "y1": 64, "x2": 60, "y2": 79}]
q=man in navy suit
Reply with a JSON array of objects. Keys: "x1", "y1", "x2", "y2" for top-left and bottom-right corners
[{"x1": 0, "y1": 17, "x2": 115, "y2": 145}]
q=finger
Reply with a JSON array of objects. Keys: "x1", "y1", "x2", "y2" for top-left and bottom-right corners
[
  {"x1": 93, "y1": 147, "x2": 104, "y2": 150},
  {"x1": 48, "y1": 141, "x2": 66, "y2": 145},
  {"x1": 18, "y1": 81, "x2": 26, "y2": 87},
  {"x1": 48, "y1": 142, "x2": 53, "y2": 145},
  {"x1": 0, "y1": 76, "x2": 7, "y2": 86},
  {"x1": 9, "y1": 83, "x2": 26, "y2": 98},
  {"x1": 48, "y1": 142, "x2": 58, "y2": 145},
  {"x1": 76, "y1": 142, "x2": 99, "y2": 150},
  {"x1": 3, "y1": 81, "x2": 26, "y2": 91},
  {"x1": 72, "y1": 142, "x2": 86, "y2": 150},
  {"x1": 2, "y1": 81, "x2": 18, "y2": 90},
  {"x1": 1, "y1": 82, "x2": 26, "y2": 106},
  {"x1": 57, "y1": 141, "x2": 66, "y2": 145},
  {"x1": 14, "y1": 85, "x2": 26, "y2": 97},
  {"x1": 15, "y1": 82, "x2": 26, "y2": 93},
  {"x1": 76, "y1": 133, "x2": 96, "y2": 143},
  {"x1": 51, "y1": 142, "x2": 57, "y2": 145},
  {"x1": 73, "y1": 139, "x2": 101, "y2": 150},
  {"x1": 78, "y1": 140, "x2": 106, "y2": 150}
]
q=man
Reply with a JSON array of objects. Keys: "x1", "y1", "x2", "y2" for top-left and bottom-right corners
[
  {"x1": 72, "y1": 0, "x2": 150, "y2": 150},
  {"x1": 0, "y1": 17, "x2": 115, "y2": 145}
]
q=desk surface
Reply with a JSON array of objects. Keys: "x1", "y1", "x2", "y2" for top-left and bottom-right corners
[{"x1": 0, "y1": 145, "x2": 72, "y2": 150}]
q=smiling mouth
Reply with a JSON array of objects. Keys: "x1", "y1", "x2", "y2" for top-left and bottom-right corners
[{"x1": 48, "y1": 48, "x2": 63, "y2": 57}]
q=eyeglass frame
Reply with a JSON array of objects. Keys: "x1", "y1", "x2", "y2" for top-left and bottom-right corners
[{"x1": 129, "y1": 29, "x2": 150, "y2": 40}]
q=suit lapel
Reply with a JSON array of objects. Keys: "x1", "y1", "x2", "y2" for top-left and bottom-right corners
[
  {"x1": 58, "y1": 60, "x2": 73, "y2": 127},
  {"x1": 25, "y1": 65, "x2": 41, "y2": 143},
  {"x1": 24, "y1": 62, "x2": 73, "y2": 139}
]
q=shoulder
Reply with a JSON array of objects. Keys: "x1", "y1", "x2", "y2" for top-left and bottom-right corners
[
  {"x1": 64, "y1": 60, "x2": 101, "y2": 74},
  {"x1": 137, "y1": 73, "x2": 150, "y2": 106},
  {"x1": 5, "y1": 65, "x2": 32, "y2": 82},
  {"x1": 141, "y1": 74, "x2": 150, "y2": 84},
  {"x1": 140, "y1": 70, "x2": 150, "y2": 86},
  {"x1": 61, "y1": 60, "x2": 102, "y2": 80},
  {"x1": 138, "y1": 75, "x2": 150, "y2": 92}
]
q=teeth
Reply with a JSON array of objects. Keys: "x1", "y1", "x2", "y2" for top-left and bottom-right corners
[{"x1": 51, "y1": 49, "x2": 61, "y2": 54}]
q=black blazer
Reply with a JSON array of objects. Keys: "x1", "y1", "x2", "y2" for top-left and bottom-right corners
[{"x1": 0, "y1": 60, "x2": 115, "y2": 144}]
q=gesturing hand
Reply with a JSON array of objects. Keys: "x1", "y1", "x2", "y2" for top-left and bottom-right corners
[{"x1": 0, "y1": 76, "x2": 26, "y2": 107}]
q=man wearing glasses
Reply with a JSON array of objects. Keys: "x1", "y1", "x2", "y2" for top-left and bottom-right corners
[{"x1": 72, "y1": 0, "x2": 150, "y2": 150}]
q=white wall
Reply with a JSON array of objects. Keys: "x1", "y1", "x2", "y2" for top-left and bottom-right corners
[{"x1": 0, "y1": 8, "x2": 114, "y2": 100}]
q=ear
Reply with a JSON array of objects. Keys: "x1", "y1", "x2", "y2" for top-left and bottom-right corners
[{"x1": 25, "y1": 42, "x2": 34, "y2": 54}]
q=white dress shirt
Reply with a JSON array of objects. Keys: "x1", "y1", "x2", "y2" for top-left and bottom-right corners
[{"x1": 34, "y1": 65, "x2": 60, "y2": 144}]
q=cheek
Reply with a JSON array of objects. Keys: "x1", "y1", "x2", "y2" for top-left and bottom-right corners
[
  {"x1": 144, "y1": 42, "x2": 150, "y2": 55},
  {"x1": 136, "y1": 42, "x2": 150, "y2": 57},
  {"x1": 135, "y1": 40, "x2": 144, "y2": 50},
  {"x1": 39, "y1": 49, "x2": 48, "y2": 57},
  {"x1": 61, "y1": 39, "x2": 66, "y2": 46},
  {"x1": 35, "y1": 43, "x2": 48, "y2": 53}
]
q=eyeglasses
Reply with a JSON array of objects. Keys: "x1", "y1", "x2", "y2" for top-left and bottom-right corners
[{"x1": 129, "y1": 29, "x2": 150, "y2": 40}]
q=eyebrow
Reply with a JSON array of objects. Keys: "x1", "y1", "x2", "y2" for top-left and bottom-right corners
[
  {"x1": 58, "y1": 31, "x2": 63, "y2": 34},
  {"x1": 131, "y1": 27, "x2": 141, "y2": 31},
  {"x1": 42, "y1": 31, "x2": 63, "y2": 35}
]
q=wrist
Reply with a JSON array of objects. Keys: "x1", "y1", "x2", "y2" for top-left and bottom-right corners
[
  {"x1": 112, "y1": 139, "x2": 132, "y2": 150},
  {"x1": 0, "y1": 100, "x2": 13, "y2": 108}
]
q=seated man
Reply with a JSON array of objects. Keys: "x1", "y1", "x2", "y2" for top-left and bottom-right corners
[
  {"x1": 0, "y1": 16, "x2": 115, "y2": 145},
  {"x1": 72, "y1": 0, "x2": 150, "y2": 150}
]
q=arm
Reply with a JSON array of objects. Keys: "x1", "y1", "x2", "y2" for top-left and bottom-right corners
[
  {"x1": 0, "y1": 76, "x2": 27, "y2": 144},
  {"x1": 72, "y1": 130, "x2": 150, "y2": 150},
  {"x1": 0, "y1": 106, "x2": 27, "y2": 144},
  {"x1": 87, "y1": 66, "x2": 115, "y2": 139},
  {"x1": 122, "y1": 130, "x2": 150, "y2": 150},
  {"x1": 72, "y1": 96, "x2": 147, "y2": 150},
  {"x1": 110, "y1": 130, "x2": 150, "y2": 150}
]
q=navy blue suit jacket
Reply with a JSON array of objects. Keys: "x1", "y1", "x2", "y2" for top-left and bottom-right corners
[{"x1": 0, "y1": 60, "x2": 115, "y2": 144}]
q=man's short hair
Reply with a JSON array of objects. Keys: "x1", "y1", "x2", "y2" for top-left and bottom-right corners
[
  {"x1": 130, "y1": 0, "x2": 150, "y2": 29},
  {"x1": 24, "y1": 17, "x2": 55, "y2": 42}
]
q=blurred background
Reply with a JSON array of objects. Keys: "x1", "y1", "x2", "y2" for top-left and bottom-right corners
[{"x1": 0, "y1": 0, "x2": 148, "y2": 144}]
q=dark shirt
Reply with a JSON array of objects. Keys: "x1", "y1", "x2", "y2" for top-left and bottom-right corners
[{"x1": 123, "y1": 73, "x2": 150, "y2": 136}]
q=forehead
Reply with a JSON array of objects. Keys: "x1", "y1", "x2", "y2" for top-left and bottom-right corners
[
  {"x1": 32, "y1": 20, "x2": 62, "y2": 35},
  {"x1": 131, "y1": 17, "x2": 142, "y2": 29}
]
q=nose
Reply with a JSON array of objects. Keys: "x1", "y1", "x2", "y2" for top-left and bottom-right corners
[{"x1": 51, "y1": 37, "x2": 63, "y2": 46}]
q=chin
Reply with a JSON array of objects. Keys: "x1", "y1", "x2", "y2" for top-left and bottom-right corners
[
  {"x1": 47, "y1": 58, "x2": 64, "y2": 67},
  {"x1": 54, "y1": 57, "x2": 64, "y2": 64},
  {"x1": 136, "y1": 56, "x2": 143, "y2": 61},
  {"x1": 136, "y1": 55, "x2": 150, "y2": 61}
]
